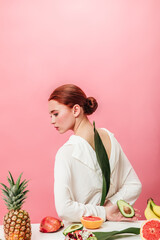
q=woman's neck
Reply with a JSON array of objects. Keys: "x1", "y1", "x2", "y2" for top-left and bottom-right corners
[{"x1": 74, "y1": 116, "x2": 94, "y2": 144}]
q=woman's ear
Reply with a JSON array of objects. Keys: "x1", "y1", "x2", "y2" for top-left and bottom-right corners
[{"x1": 72, "y1": 104, "x2": 81, "y2": 117}]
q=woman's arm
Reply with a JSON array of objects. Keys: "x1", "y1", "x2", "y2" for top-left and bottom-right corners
[
  {"x1": 104, "y1": 201, "x2": 140, "y2": 221},
  {"x1": 99, "y1": 129, "x2": 142, "y2": 206},
  {"x1": 103, "y1": 138, "x2": 142, "y2": 221},
  {"x1": 54, "y1": 147, "x2": 106, "y2": 222},
  {"x1": 107, "y1": 142, "x2": 142, "y2": 205}
]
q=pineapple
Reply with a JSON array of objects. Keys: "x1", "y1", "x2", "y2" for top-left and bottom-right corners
[{"x1": 0, "y1": 172, "x2": 31, "y2": 240}]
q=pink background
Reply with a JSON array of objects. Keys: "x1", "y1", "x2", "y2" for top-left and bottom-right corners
[{"x1": 0, "y1": 1, "x2": 160, "y2": 224}]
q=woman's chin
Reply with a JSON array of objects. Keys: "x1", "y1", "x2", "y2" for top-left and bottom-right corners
[{"x1": 58, "y1": 129, "x2": 65, "y2": 134}]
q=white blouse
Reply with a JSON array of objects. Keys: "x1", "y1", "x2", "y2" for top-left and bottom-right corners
[{"x1": 54, "y1": 128, "x2": 142, "y2": 222}]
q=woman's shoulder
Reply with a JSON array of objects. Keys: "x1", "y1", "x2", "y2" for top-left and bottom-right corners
[
  {"x1": 56, "y1": 140, "x2": 72, "y2": 156},
  {"x1": 98, "y1": 128, "x2": 113, "y2": 137},
  {"x1": 55, "y1": 135, "x2": 97, "y2": 170},
  {"x1": 55, "y1": 135, "x2": 81, "y2": 158}
]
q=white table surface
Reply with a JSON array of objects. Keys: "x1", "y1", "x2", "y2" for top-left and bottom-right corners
[{"x1": 0, "y1": 221, "x2": 144, "y2": 240}]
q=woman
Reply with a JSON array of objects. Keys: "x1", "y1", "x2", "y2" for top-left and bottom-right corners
[{"x1": 48, "y1": 84, "x2": 142, "y2": 222}]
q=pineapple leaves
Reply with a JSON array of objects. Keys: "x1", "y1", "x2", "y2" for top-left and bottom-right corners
[
  {"x1": 8, "y1": 171, "x2": 15, "y2": 185},
  {"x1": 19, "y1": 179, "x2": 29, "y2": 192},
  {"x1": 93, "y1": 121, "x2": 111, "y2": 206},
  {"x1": 1, "y1": 189, "x2": 9, "y2": 198},
  {"x1": 0, "y1": 183, "x2": 9, "y2": 192},
  {"x1": 3, "y1": 197, "x2": 12, "y2": 204},
  {"x1": 0, "y1": 172, "x2": 29, "y2": 210},
  {"x1": 7, "y1": 177, "x2": 13, "y2": 189},
  {"x1": 15, "y1": 172, "x2": 23, "y2": 189}
]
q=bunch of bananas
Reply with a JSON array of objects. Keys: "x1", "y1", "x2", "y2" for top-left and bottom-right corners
[{"x1": 144, "y1": 198, "x2": 160, "y2": 220}]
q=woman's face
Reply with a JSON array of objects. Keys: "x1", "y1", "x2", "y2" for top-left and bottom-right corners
[{"x1": 48, "y1": 100, "x2": 76, "y2": 134}]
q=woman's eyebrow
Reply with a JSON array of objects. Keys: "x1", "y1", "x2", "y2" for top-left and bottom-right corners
[{"x1": 50, "y1": 109, "x2": 58, "y2": 114}]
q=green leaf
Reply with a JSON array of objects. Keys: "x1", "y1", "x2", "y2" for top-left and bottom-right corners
[
  {"x1": 11, "y1": 185, "x2": 18, "y2": 196},
  {"x1": 8, "y1": 171, "x2": 15, "y2": 185},
  {"x1": 93, "y1": 121, "x2": 111, "y2": 206},
  {"x1": 8, "y1": 189, "x2": 14, "y2": 197},
  {"x1": 101, "y1": 175, "x2": 107, "y2": 206},
  {"x1": 0, "y1": 183, "x2": 9, "y2": 192},
  {"x1": 1, "y1": 189, "x2": 9, "y2": 198},
  {"x1": 3, "y1": 197, "x2": 9, "y2": 203},
  {"x1": 8, "y1": 202, "x2": 22, "y2": 210},
  {"x1": 14, "y1": 190, "x2": 29, "y2": 201},
  {"x1": 13, "y1": 196, "x2": 27, "y2": 206},
  {"x1": 19, "y1": 179, "x2": 29, "y2": 192},
  {"x1": 3, "y1": 197, "x2": 13, "y2": 206},
  {"x1": 22, "y1": 190, "x2": 29, "y2": 196},
  {"x1": 16, "y1": 173, "x2": 23, "y2": 189},
  {"x1": 94, "y1": 227, "x2": 140, "y2": 240},
  {"x1": 7, "y1": 177, "x2": 13, "y2": 188}
]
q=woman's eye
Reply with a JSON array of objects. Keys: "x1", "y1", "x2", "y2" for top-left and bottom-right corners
[{"x1": 54, "y1": 113, "x2": 58, "y2": 117}]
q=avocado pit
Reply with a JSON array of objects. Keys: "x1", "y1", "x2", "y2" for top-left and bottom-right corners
[
  {"x1": 117, "y1": 200, "x2": 135, "y2": 218},
  {"x1": 123, "y1": 206, "x2": 132, "y2": 214}
]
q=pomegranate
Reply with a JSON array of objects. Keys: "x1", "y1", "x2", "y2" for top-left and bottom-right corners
[{"x1": 40, "y1": 216, "x2": 64, "y2": 233}]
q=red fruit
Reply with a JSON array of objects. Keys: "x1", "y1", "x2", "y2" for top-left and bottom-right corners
[
  {"x1": 40, "y1": 216, "x2": 64, "y2": 233},
  {"x1": 140, "y1": 219, "x2": 160, "y2": 240},
  {"x1": 74, "y1": 230, "x2": 82, "y2": 238},
  {"x1": 74, "y1": 230, "x2": 81, "y2": 234},
  {"x1": 81, "y1": 216, "x2": 103, "y2": 229},
  {"x1": 82, "y1": 216, "x2": 102, "y2": 221}
]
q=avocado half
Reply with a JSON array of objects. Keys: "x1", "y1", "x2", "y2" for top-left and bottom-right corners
[
  {"x1": 117, "y1": 200, "x2": 135, "y2": 218},
  {"x1": 63, "y1": 223, "x2": 83, "y2": 236}
]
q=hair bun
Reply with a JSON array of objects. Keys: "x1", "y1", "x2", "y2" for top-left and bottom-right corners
[{"x1": 84, "y1": 97, "x2": 98, "y2": 115}]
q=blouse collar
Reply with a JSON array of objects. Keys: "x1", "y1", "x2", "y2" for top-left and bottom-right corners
[
  {"x1": 66, "y1": 135, "x2": 99, "y2": 171},
  {"x1": 64, "y1": 131, "x2": 114, "y2": 174}
]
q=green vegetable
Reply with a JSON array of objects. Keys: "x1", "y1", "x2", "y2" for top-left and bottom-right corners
[
  {"x1": 94, "y1": 227, "x2": 140, "y2": 240},
  {"x1": 63, "y1": 223, "x2": 83, "y2": 236},
  {"x1": 117, "y1": 200, "x2": 135, "y2": 218},
  {"x1": 93, "y1": 121, "x2": 110, "y2": 206}
]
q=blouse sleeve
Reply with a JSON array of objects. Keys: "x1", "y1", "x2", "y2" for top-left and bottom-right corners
[
  {"x1": 54, "y1": 146, "x2": 106, "y2": 222},
  {"x1": 107, "y1": 138, "x2": 142, "y2": 206}
]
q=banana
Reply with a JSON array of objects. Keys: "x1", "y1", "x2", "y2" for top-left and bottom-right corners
[
  {"x1": 144, "y1": 199, "x2": 160, "y2": 220},
  {"x1": 149, "y1": 198, "x2": 160, "y2": 218}
]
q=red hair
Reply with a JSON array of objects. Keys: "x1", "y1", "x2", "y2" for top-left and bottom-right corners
[{"x1": 48, "y1": 84, "x2": 98, "y2": 115}]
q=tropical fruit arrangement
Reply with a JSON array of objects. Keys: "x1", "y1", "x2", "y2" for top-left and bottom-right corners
[
  {"x1": 144, "y1": 198, "x2": 160, "y2": 220},
  {"x1": 2, "y1": 171, "x2": 160, "y2": 240},
  {"x1": 0, "y1": 172, "x2": 31, "y2": 240},
  {"x1": 62, "y1": 223, "x2": 140, "y2": 240},
  {"x1": 39, "y1": 199, "x2": 139, "y2": 239}
]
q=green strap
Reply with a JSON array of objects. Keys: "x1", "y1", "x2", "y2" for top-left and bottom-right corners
[{"x1": 93, "y1": 121, "x2": 111, "y2": 206}]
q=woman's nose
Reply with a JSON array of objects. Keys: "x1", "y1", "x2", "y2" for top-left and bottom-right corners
[{"x1": 51, "y1": 115, "x2": 55, "y2": 124}]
